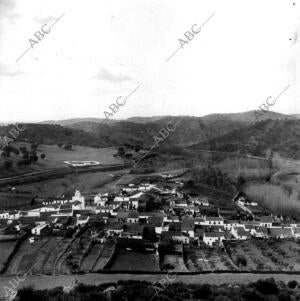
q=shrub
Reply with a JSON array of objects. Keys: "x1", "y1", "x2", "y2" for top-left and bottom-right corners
[
  {"x1": 236, "y1": 255, "x2": 247, "y2": 267},
  {"x1": 287, "y1": 280, "x2": 298, "y2": 289},
  {"x1": 242, "y1": 289, "x2": 264, "y2": 301},
  {"x1": 193, "y1": 284, "x2": 212, "y2": 299},
  {"x1": 278, "y1": 292, "x2": 292, "y2": 301},
  {"x1": 255, "y1": 278, "x2": 279, "y2": 295}
]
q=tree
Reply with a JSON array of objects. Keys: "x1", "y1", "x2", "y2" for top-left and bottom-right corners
[
  {"x1": 117, "y1": 147, "x2": 125, "y2": 156},
  {"x1": 40, "y1": 153, "x2": 46, "y2": 159},
  {"x1": 255, "y1": 278, "x2": 279, "y2": 295},
  {"x1": 142, "y1": 226, "x2": 157, "y2": 242},
  {"x1": 134, "y1": 145, "x2": 141, "y2": 152},
  {"x1": 30, "y1": 143, "x2": 38, "y2": 150},
  {"x1": 193, "y1": 284, "x2": 212, "y2": 299},
  {"x1": 4, "y1": 160, "x2": 13, "y2": 169},
  {"x1": 22, "y1": 152, "x2": 29, "y2": 160},
  {"x1": 125, "y1": 153, "x2": 133, "y2": 159},
  {"x1": 19, "y1": 146, "x2": 27, "y2": 153},
  {"x1": 64, "y1": 144, "x2": 72, "y2": 150},
  {"x1": 236, "y1": 255, "x2": 247, "y2": 267}
]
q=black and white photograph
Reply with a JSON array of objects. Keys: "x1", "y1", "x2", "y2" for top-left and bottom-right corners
[{"x1": 0, "y1": 0, "x2": 299, "y2": 300}]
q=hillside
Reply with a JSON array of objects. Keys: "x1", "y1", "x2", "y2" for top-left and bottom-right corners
[
  {"x1": 54, "y1": 111, "x2": 296, "y2": 148},
  {"x1": 1, "y1": 111, "x2": 299, "y2": 155},
  {"x1": 190, "y1": 119, "x2": 300, "y2": 159},
  {"x1": 65, "y1": 116, "x2": 248, "y2": 147},
  {"x1": 0, "y1": 124, "x2": 114, "y2": 148}
]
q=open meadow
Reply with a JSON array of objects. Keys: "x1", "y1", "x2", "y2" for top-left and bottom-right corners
[{"x1": 0, "y1": 143, "x2": 121, "y2": 178}]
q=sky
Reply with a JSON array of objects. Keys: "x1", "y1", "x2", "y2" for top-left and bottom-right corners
[{"x1": 0, "y1": 0, "x2": 299, "y2": 122}]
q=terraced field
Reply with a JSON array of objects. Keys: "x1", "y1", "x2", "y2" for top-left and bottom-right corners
[
  {"x1": 0, "y1": 240, "x2": 19, "y2": 272},
  {"x1": 5, "y1": 237, "x2": 72, "y2": 275},
  {"x1": 61, "y1": 231, "x2": 92, "y2": 273},
  {"x1": 93, "y1": 240, "x2": 116, "y2": 271},
  {"x1": 80, "y1": 243, "x2": 105, "y2": 273}
]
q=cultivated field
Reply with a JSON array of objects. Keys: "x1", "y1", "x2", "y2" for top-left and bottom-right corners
[
  {"x1": 161, "y1": 254, "x2": 188, "y2": 272},
  {"x1": 225, "y1": 239, "x2": 300, "y2": 271},
  {"x1": 0, "y1": 240, "x2": 19, "y2": 272},
  {"x1": 5, "y1": 236, "x2": 72, "y2": 275},
  {"x1": 109, "y1": 249, "x2": 160, "y2": 271},
  {"x1": 184, "y1": 245, "x2": 236, "y2": 271},
  {"x1": 80, "y1": 242, "x2": 105, "y2": 273}
]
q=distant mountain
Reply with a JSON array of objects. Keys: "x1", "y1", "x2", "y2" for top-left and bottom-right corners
[
  {"x1": 291, "y1": 114, "x2": 300, "y2": 119},
  {"x1": 126, "y1": 116, "x2": 170, "y2": 123},
  {"x1": 201, "y1": 110, "x2": 295, "y2": 123},
  {"x1": 39, "y1": 118, "x2": 119, "y2": 126}
]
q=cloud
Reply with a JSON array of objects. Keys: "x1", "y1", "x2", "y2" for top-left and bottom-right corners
[
  {"x1": 34, "y1": 15, "x2": 56, "y2": 26},
  {"x1": 0, "y1": 0, "x2": 16, "y2": 15},
  {"x1": 0, "y1": 62, "x2": 22, "y2": 77},
  {"x1": 0, "y1": 0, "x2": 18, "y2": 21},
  {"x1": 0, "y1": 0, "x2": 19, "y2": 37},
  {"x1": 95, "y1": 67, "x2": 132, "y2": 84}
]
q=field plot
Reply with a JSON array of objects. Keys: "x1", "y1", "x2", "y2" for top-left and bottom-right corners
[
  {"x1": 109, "y1": 249, "x2": 160, "y2": 271},
  {"x1": 184, "y1": 245, "x2": 236, "y2": 271},
  {"x1": 41, "y1": 237, "x2": 71, "y2": 275},
  {"x1": 17, "y1": 170, "x2": 121, "y2": 198},
  {"x1": 80, "y1": 242, "x2": 105, "y2": 273},
  {"x1": 226, "y1": 239, "x2": 300, "y2": 271},
  {"x1": 160, "y1": 254, "x2": 188, "y2": 272},
  {"x1": 93, "y1": 240, "x2": 116, "y2": 271},
  {"x1": 5, "y1": 237, "x2": 72, "y2": 275},
  {"x1": 62, "y1": 231, "x2": 92, "y2": 273},
  {"x1": 0, "y1": 144, "x2": 121, "y2": 179},
  {"x1": 0, "y1": 240, "x2": 18, "y2": 272}
]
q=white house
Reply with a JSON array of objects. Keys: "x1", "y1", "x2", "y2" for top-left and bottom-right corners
[
  {"x1": 8, "y1": 211, "x2": 20, "y2": 220},
  {"x1": 259, "y1": 216, "x2": 274, "y2": 228},
  {"x1": 94, "y1": 193, "x2": 108, "y2": 206},
  {"x1": 129, "y1": 192, "x2": 143, "y2": 209},
  {"x1": 292, "y1": 227, "x2": 300, "y2": 238},
  {"x1": 224, "y1": 220, "x2": 240, "y2": 231},
  {"x1": 127, "y1": 212, "x2": 139, "y2": 223},
  {"x1": 201, "y1": 216, "x2": 224, "y2": 226},
  {"x1": 203, "y1": 232, "x2": 225, "y2": 246},
  {"x1": 31, "y1": 224, "x2": 49, "y2": 235},
  {"x1": 95, "y1": 206, "x2": 114, "y2": 214},
  {"x1": 138, "y1": 183, "x2": 156, "y2": 192},
  {"x1": 114, "y1": 196, "x2": 130, "y2": 202},
  {"x1": 77, "y1": 215, "x2": 90, "y2": 226},
  {"x1": 0, "y1": 212, "x2": 9, "y2": 219}
]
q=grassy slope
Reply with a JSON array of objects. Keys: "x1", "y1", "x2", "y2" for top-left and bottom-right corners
[{"x1": 0, "y1": 143, "x2": 121, "y2": 178}]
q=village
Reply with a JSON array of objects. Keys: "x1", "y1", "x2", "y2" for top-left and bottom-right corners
[{"x1": 0, "y1": 173, "x2": 299, "y2": 275}]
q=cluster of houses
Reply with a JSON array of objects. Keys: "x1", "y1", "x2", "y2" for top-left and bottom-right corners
[{"x1": 0, "y1": 180, "x2": 299, "y2": 247}]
